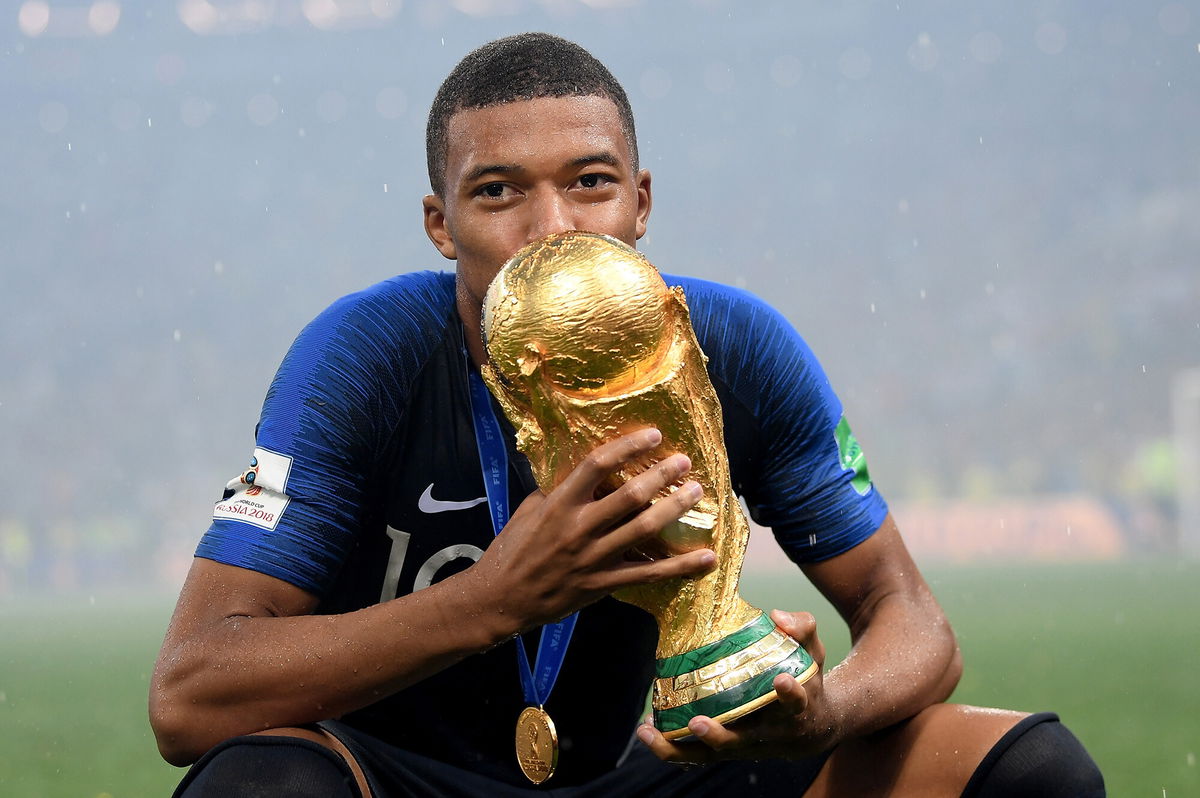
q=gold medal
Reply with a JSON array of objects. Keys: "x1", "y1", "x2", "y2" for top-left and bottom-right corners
[{"x1": 515, "y1": 705, "x2": 558, "y2": 784}]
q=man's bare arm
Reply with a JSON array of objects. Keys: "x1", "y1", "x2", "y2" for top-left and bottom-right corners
[
  {"x1": 150, "y1": 429, "x2": 715, "y2": 765},
  {"x1": 637, "y1": 513, "x2": 960, "y2": 760},
  {"x1": 802, "y1": 512, "x2": 962, "y2": 742}
]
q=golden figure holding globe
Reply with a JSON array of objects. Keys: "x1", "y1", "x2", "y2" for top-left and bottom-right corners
[{"x1": 480, "y1": 231, "x2": 817, "y2": 739}]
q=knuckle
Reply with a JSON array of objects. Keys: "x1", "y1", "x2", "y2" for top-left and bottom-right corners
[
  {"x1": 621, "y1": 479, "x2": 655, "y2": 508},
  {"x1": 580, "y1": 450, "x2": 609, "y2": 472}
]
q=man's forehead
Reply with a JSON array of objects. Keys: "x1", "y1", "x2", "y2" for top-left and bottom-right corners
[{"x1": 443, "y1": 95, "x2": 629, "y2": 168}]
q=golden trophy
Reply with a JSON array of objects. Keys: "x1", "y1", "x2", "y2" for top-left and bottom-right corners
[{"x1": 480, "y1": 231, "x2": 817, "y2": 739}]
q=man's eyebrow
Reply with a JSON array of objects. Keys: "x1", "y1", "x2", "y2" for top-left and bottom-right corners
[
  {"x1": 462, "y1": 153, "x2": 621, "y2": 185},
  {"x1": 463, "y1": 163, "x2": 521, "y2": 183},
  {"x1": 570, "y1": 153, "x2": 620, "y2": 168}
]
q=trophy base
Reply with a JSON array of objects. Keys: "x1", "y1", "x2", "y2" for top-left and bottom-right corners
[{"x1": 652, "y1": 613, "x2": 818, "y2": 740}]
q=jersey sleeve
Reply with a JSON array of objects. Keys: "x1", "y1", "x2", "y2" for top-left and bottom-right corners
[
  {"x1": 195, "y1": 272, "x2": 454, "y2": 595},
  {"x1": 673, "y1": 276, "x2": 889, "y2": 564}
]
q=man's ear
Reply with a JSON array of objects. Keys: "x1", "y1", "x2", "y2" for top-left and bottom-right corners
[
  {"x1": 634, "y1": 169, "x2": 652, "y2": 241},
  {"x1": 423, "y1": 194, "x2": 457, "y2": 260}
]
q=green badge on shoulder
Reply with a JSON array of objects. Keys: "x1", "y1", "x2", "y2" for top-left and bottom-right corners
[{"x1": 835, "y1": 417, "x2": 873, "y2": 495}]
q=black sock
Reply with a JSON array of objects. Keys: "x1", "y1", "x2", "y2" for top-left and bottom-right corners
[
  {"x1": 961, "y1": 712, "x2": 1105, "y2": 798},
  {"x1": 173, "y1": 735, "x2": 361, "y2": 798}
]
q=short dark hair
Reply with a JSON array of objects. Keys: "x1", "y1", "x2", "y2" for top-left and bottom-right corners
[{"x1": 425, "y1": 32, "x2": 639, "y2": 196}]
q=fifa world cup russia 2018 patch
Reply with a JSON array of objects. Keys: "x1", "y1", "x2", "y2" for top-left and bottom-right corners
[
  {"x1": 834, "y1": 417, "x2": 873, "y2": 496},
  {"x1": 213, "y1": 447, "x2": 294, "y2": 531}
]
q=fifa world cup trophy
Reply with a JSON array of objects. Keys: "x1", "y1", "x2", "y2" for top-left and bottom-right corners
[{"x1": 480, "y1": 231, "x2": 817, "y2": 739}]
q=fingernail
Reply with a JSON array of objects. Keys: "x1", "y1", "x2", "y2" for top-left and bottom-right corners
[
  {"x1": 644, "y1": 428, "x2": 662, "y2": 445},
  {"x1": 699, "y1": 550, "x2": 716, "y2": 567},
  {"x1": 689, "y1": 720, "x2": 709, "y2": 738},
  {"x1": 637, "y1": 726, "x2": 655, "y2": 745},
  {"x1": 682, "y1": 480, "x2": 701, "y2": 499}
]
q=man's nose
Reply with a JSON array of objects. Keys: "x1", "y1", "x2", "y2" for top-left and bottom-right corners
[{"x1": 527, "y1": 192, "x2": 574, "y2": 242}]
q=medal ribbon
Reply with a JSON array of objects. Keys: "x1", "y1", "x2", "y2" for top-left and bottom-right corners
[{"x1": 467, "y1": 370, "x2": 578, "y2": 707}]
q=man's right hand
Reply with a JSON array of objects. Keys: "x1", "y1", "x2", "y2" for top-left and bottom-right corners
[
  {"x1": 151, "y1": 427, "x2": 711, "y2": 765},
  {"x1": 469, "y1": 427, "x2": 717, "y2": 630}
]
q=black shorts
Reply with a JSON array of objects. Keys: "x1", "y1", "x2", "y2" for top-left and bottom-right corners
[{"x1": 319, "y1": 720, "x2": 830, "y2": 797}]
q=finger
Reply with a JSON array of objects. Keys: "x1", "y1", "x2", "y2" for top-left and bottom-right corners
[
  {"x1": 590, "y1": 477, "x2": 702, "y2": 554},
  {"x1": 772, "y1": 672, "x2": 811, "y2": 715},
  {"x1": 585, "y1": 453, "x2": 694, "y2": 532},
  {"x1": 770, "y1": 609, "x2": 816, "y2": 642},
  {"x1": 771, "y1": 609, "x2": 825, "y2": 667},
  {"x1": 685, "y1": 715, "x2": 743, "y2": 751},
  {"x1": 636, "y1": 722, "x2": 718, "y2": 765},
  {"x1": 595, "y1": 547, "x2": 716, "y2": 592},
  {"x1": 555, "y1": 428, "x2": 664, "y2": 502}
]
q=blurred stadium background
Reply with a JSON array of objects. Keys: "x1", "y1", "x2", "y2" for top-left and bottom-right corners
[{"x1": 2, "y1": 1, "x2": 1197, "y2": 795}]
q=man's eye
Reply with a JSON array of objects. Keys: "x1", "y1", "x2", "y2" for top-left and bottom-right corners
[
  {"x1": 577, "y1": 174, "x2": 610, "y2": 189},
  {"x1": 480, "y1": 183, "x2": 507, "y2": 198}
]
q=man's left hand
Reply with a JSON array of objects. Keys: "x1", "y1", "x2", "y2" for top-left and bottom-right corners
[{"x1": 636, "y1": 609, "x2": 843, "y2": 763}]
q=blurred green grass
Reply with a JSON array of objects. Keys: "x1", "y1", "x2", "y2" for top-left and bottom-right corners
[
  {"x1": 0, "y1": 593, "x2": 181, "y2": 797},
  {"x1": 742, "y1": 558, "x2": 1200, "y2": 798},
  {"x1": 1, "y1": 561, "x2": 1196, "y2": 796}
]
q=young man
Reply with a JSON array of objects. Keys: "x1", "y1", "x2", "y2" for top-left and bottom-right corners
[{"x1": 151, "y1": 33, "x2": 1104, "y2": 797}]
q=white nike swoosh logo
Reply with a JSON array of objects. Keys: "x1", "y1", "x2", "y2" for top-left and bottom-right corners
[{"x1": 418, "y1": 483, "x2": 487, "y2": 514}]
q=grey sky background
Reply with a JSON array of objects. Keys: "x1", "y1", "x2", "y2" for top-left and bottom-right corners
[{"x1": 2, "y1": 0, "x2": 1197, "y2": 591}]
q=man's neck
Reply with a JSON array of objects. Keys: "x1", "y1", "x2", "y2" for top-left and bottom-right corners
[{"x1": 457, "y1": 296, "x2": 488, "y2": 368}]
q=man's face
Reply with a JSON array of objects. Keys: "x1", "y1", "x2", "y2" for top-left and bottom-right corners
[{"x1": 423, "y1": 95, "x2": 652, "y2": 329}]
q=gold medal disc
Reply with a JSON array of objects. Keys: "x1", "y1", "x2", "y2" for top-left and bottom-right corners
[{"x1": 515, "y1": 706, "x2": 558, "y2": 784}]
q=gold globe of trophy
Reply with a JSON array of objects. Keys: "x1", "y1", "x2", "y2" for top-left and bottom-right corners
[{"x1": 480, "y1": 231, "x2": 817, "y2": 740}]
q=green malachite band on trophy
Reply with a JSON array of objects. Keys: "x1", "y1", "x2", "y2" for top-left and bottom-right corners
[
  {"x1": 656, "y1": 614, "x2": 776, "y2": 678},
  {"x1": 654, "y1": 647, "x2": 818, "y2": 732}
]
